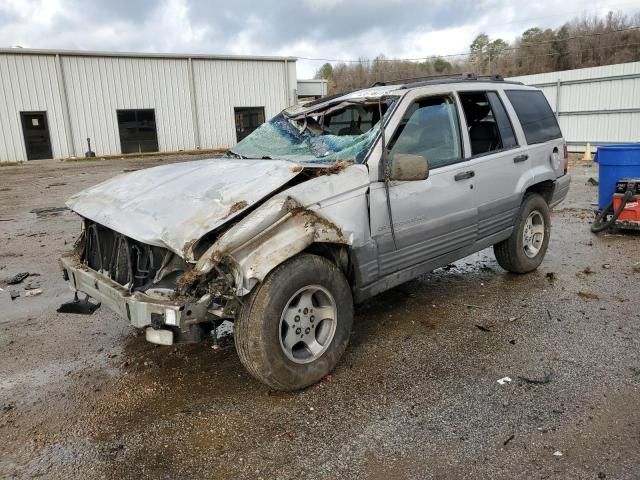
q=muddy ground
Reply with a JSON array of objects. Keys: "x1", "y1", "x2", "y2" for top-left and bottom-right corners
[{"x1": 0, "y1": 156, "x2": 638, "y2": 479}]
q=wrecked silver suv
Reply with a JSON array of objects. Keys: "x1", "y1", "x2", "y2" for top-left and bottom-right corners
[{"x1": 61, "y1": 74, "x2": 570, "y2": 390}]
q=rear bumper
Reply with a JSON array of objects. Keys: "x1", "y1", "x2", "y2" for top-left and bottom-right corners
[
  {"x1": 550, "y1": 174, "x2": 571, "y2": 207},
  {"x1": 60, "y1": 254, "x2": 209, "y2": 336}
]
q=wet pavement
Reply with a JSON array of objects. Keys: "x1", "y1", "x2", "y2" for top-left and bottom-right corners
[{"x1": 0, "y1": 157, "x2": 638, "y2": 479}]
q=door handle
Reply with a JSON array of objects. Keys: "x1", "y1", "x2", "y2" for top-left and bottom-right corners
[
  {"x1": 513, "y1": 154, "x2": 529, "y2": 163},
  {"x1": 454, "y1": 170, "x2": 475, "y2": 181}
]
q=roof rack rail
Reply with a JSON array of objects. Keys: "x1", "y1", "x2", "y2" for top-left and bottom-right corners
[{"x1": 371, "y1": 73, "x2": 504, "y2": 88}]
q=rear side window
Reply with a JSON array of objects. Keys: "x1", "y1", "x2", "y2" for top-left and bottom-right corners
[
  {"x1": 459, "y1": 91, "x2": 516, "y2": 156},
  {"x1": 505, "y1": 90, "x2": 562, "y2": 145},
  {"x1": 487, "y1": 92, "x2": 517, "y2": 149}
]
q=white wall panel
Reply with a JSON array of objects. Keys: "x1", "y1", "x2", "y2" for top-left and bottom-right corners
[
  {"x1": 193, "y1": 59, "x2": 295, "y2": 148},
  {"x1": 0, "y1": 54, "x2": 68, "y2": 161},
  {"x1": 62, "y1": 55, "x2": 195, "y2": 156},
  {"x1": 509, "y1": 62, "x2": 640, "y2": 150}
]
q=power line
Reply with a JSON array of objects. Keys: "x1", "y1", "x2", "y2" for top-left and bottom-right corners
[
  {"x1": 328, "y1": 41, "x2": 640, "y2": 89},
  {"x1": 297, "y1": 25, "x2": 640, "y2": 63}
]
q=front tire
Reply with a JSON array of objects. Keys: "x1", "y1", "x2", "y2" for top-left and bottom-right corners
[
  {"x1": 494, "y1": 193, "x2": 551, "y2": 273},
  {"x1": 234, "y1": 253, "x2": 354, "y2": 391}
]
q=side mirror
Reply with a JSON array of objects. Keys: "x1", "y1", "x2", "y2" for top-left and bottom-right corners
[{"x1": 389, "y1": 153, "x2": 429, "y2": 181}]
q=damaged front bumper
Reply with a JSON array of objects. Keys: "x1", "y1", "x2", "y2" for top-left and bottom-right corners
[{"x1": 60, "y1": 254, "x2": 212, "y2": 344}]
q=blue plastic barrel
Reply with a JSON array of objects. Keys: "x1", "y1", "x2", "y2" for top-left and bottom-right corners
[{"x1": 594, "y1": 144, "x2": 640, "y2": 210}]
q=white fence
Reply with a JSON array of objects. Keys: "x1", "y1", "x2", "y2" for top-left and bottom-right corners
[{"x1": 509, "y1": 62, "x2": 640, "y2": 152}]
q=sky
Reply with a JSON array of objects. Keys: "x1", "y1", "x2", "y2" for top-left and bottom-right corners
[{"x1": 0, "y1": 0, "x2": 639, "y2": 78}]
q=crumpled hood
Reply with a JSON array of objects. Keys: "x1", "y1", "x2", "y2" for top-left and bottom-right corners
[{"x1": 66, "y1": 159, "x2": 302, "y2": 257}]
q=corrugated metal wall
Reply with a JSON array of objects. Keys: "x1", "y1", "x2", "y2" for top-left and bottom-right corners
[
  {"x1": 0, "y1": 50, "x2": 297, "y2": 162},
  {"x1": 509, "y1": 62, "x2": 640, "y2": 152},
  {"x1": 62, "y1": 56, "x2": 195, "y2": 156},
  {"x1": 193, "y1": 59, "x2": 294, "y2": 148},
  {"x1": 297, "y1": 79, "x2": 328, "y2": 97},
  {"x1": 0, "y1": 54, "x2": 69, "y2": 161}
]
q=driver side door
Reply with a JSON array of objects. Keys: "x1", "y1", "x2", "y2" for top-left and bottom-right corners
[{"x1": 369, "y1": 93, "x2": 478, "y2": 277}]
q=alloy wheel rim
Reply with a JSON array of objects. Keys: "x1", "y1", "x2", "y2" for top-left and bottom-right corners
[
  {"x1": 278, "y1": 285, "x2": 337, "y2": 364},
  {"x1": 523, "y1": 210, "x2": 545, "y2": 258}
]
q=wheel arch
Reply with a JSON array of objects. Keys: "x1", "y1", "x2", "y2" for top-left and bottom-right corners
[
  {"x1": 524, "y1": 180, "x2": 555, "y2": 204},
  {"x1": 301, "y1": 242, "x2": 355, "y2": 288},
  {"x1": 195, "y1": 203, "x2": 353, "y2": 296}
]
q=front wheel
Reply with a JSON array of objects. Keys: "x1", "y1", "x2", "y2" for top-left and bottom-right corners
[
  {"x1": 234, "y1": 253, "x2": 354, "y2": 391},
  {"x1": 493, "y1": 193, "x2": 551, "y2": 273}
]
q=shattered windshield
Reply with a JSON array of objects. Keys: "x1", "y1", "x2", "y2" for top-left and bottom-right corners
[{"x1": 228, "y1": 98, "x2": 397, "y2": 164}]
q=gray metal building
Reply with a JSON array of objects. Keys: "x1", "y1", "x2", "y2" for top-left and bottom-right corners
[
  {"x1": 0, "y1": 48, "x2": 297, "y2": 162},
  {"x1": 297, "y1": 79, "x2": 328, "y2": 101},
  {"x1": 509, "y1": 61, "x2": 640, "y2": 152}
]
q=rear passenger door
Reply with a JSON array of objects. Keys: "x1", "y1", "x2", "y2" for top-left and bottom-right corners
[
  {"x1": 458, "y1": 90, "x2": 532, "y2": 243},
  {"x1": 504, "y1": 89, "x2": 565, "y2": 183}
]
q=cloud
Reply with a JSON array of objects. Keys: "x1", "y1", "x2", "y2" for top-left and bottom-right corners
[{"x1": 0, "y1": 0, "x2": 638, "y2": 78}]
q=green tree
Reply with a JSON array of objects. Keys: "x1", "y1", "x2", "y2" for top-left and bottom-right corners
[
  {"x1": 470, "y1": 33, "x2": 490, "y2": 65},
  {"x1": 470, "y1": 33, "x2": 509, "y2": 72},
  {"x1": 314, "y1": 62, "x2": 334, "y2": 80},
  {"x1": 433, "y1": 57, "x2": 451, "y2": 73}
]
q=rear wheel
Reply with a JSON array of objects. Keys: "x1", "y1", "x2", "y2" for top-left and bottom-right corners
[
  {"x1": 234, "y1": 253, "x2": 353, "y2": 391},
  {"x1": 494, "y1": 193, "x2": 551, "y2": 273}
]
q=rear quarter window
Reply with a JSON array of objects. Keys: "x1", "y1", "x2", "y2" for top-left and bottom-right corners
[{"x1": 505, "y1": 90, "x2": 562, "y2": 145}]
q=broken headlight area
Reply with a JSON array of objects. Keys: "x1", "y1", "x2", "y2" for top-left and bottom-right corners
[
  {"x1": 76, "y1": 219, "x2": 238, "y2": 319},
  {"x1": 78, "y1": 219, "x2": 179, "y2": 293}
]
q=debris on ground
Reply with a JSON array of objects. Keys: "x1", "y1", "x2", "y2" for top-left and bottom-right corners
[
  {"x1": 582, "y1": 266, "x2": 595, "y2": 275},
  {"x1": 577, "y1": 291, "x2": 599, "y2": 300},
  {"x1": 545, "y1": 272, "x2": 556, "y2": 282},
  {"x1": 503, "y1": 434, "x2": 515, "y2": 446},
  {"x1": 46, "y1": 182, "x2": 67, "y2": 188},
  {"x1": 322, "y1": 374, "x2": 333, "y2": 382},
  {"x1": 7, "y1": 272, "x2": 29, "y2": 284},
  {"x1": 602, "y1": 263, "x2": 611, "y2": 269},
  {"x1": 553, "y1": 450, "x2": 563, "y2": 456},
  {"x1": 497, "y1": 377, "x2": 512, "y2": 385},
  {"x1": 475, "y1": 324, "x2": 492, "y2": 332},
  {"x1": 518, "y1": 372, "x2": 553, "y2": 384},
  {"x1": 24, "y1": 288, "x2": 43, "y2": 297},
  {"x1": 587, "y1": 177, "x2": 599, "y2": 186},
  {"x1": 30, "y1": 206, "x2": 69, "y2": 216}
]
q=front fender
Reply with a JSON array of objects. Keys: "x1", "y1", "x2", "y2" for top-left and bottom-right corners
[
  {"x1": 195, "y1": 196, "x2": 347, "y2": 295},
  {"x1": 195, "y1": 164, "x2": 370, "y2": 296}
]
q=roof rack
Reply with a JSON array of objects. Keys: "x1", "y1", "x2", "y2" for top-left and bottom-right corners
[{"x1": 371, "y1": 73, "x2": 504, "y2": 88}]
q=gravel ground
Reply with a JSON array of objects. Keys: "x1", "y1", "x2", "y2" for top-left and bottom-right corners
[{"x1": 0, "y1": 156, "x2": 638, "y2": 479}]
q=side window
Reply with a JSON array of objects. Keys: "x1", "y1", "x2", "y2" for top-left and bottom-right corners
[
  {"x1": 487, "y1": 92, "x2": 517, "y2": 149},
  {"x1": 505, "y1": 90, "x2": 562, "y2": 145},
  {"x1": 459, "y1": 91, "x2": 514, "y2": 156},
  {"x1": 387, "y1": 95, "x2": 462, "y2": 170},
  {"x1": 324, "y1": 105, "x2": 377, "y2": 136}
]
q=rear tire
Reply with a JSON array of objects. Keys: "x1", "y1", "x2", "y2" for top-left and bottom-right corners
[
  {"x1": 234, "y1": 253, "x2": 354, "y2": 391},
  {"x1": 494, "y1": 193, "x2": 551, "y2": 273}
]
